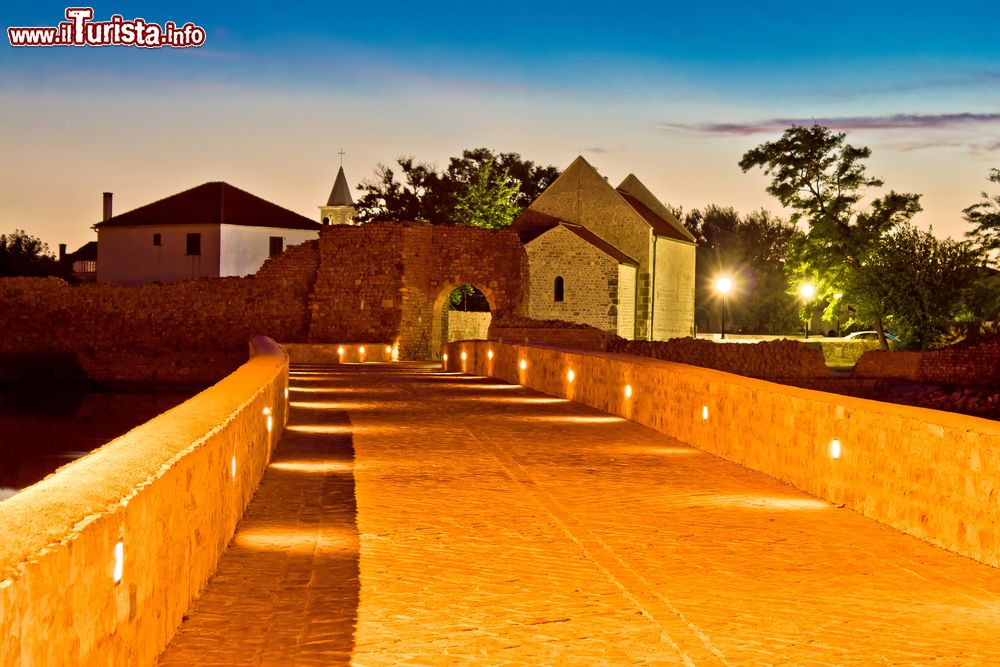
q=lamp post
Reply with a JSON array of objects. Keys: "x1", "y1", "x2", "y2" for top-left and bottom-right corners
[
  {"x1": 715, "y1": 277, "x2": 733, "y2": 340},
  {"x1": 799, "y1": 283, "x2": 816, "y2": 339}
]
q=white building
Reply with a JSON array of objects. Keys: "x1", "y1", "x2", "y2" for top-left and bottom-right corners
[{"x1": 95, "y1": 182, "x2": 322, "y2": 285}]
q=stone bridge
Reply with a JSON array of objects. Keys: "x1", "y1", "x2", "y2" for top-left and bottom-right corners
[{"x1": 3, "y1": 341, "x2": 1000, "y2": 665}]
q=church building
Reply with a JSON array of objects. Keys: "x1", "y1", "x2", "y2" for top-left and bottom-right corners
[{"x1": 513, "y1": 156, "x2": 696, "y2": 340}]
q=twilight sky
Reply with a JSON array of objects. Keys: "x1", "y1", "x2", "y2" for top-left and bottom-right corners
[{"x1": 3, "y1": 1, "x2": 1000, "y2": 251}]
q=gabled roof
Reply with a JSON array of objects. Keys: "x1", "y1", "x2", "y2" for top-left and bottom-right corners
[
  {"x1": 68, "y1": 241, "x2": 98, "y2": 261},
  {"x1": 511, "y1": 208, "x2": 564, "y2": 244},
  {"x1": 516, "y1": 155, "x2": 695, "y2": 245},
  {"x1": 526, "y1": 221, "x2": 638, "y2": 267},
  {"x1": 616, "y1": 173, "x2": 695, "y2": 243},
  {"x1": 327, "y1": 166, "x2": 353, "y2": 207},
  {"x1": 94, "y1": 182, "x2": 321, "y2": 231}
]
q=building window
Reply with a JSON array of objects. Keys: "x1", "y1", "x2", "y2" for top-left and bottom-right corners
[
  {"x1": 322, "y1": 217, "x2": 330, "y2": 225},
  {"x1": 269, "y1": 236, "x2": 284, "y2": 258},
  {"x1": 186, "y1": 233, "x2": 201, "y2": 256},
  {"x1": 152, "y1": 233, "x2": 162, "y2": 246},
  {"x1": 554, "y1": 276, "x2": 565, "y2": 302}
]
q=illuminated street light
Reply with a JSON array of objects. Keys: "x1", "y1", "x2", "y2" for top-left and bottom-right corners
[
  {"x1": 799, "y1": 283, "x2": 816, "y2": 338},
  {"x1": 714, "y1": 276, "x2": 733, "y2": 340}
]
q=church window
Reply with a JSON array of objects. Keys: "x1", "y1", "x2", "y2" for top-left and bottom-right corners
[
  {"x1": 554, "y1": 276, "x2": 565, "y2": 302},
  {"x1": 322, "y1": 217, "x2": 330, "y2": 225},
  {"x1": 152, "y1": 233, "x2": 161, "y2": 246}
]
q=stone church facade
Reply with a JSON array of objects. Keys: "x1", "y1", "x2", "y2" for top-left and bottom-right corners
[{"x1": 513, "y1": 156, "x2": 696, "y2": 340}]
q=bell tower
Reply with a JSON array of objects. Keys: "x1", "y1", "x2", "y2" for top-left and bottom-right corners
[{"x1": 319, "y1": 150, "x2": 355, "y2": 225}]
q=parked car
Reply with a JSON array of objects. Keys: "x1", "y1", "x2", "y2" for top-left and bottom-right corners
[{"x1": 844, "y1": 331, "x2": 899, "y2": 342}]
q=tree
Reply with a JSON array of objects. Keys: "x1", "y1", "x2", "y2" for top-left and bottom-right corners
[
  {"x1": 686, "y1": 205, "x2": 801, "y2": 334},
  {"x1": 740, "y1": 125, "x2": 922, "y2": 349},
  {"x1": 845, "y1": 223, "x2": 981, "y2": 348},
  {"x1": 355, "y1": 148, "x2": 559, "y2": 226},
  {"x1": 0, "y1": 230, "x2": 58, "y2": 277},
  {"x1": 963, "y1": 168, "x2": 1000, "y2": 265},
  {"x1": 453, "y1": 161, "x2": 521, "y2": 229}
]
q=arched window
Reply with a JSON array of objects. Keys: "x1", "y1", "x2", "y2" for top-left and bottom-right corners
[
  {"x1": 554, "y1": 276, "x2": 565, "y2": 302},
  {"x1": 322, "y1": 216, "x2": 330, "y2": 225}
]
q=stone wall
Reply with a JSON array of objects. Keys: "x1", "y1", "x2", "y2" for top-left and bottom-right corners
[
  {"x1": 488, "y1": 316, "x2": 619, "y2": 351},
  {"x1": 445, "y1": 341, "x2": 1000, "y2": 568},
  {"x1": 0, "y1": 337, "x2": 289, "y2": 666},
  {"x1": 609, "y1": 337, "x2": 830, "y2": 380},
  {"x1": 524, "y1": 225, "x2": 621, "y2": 333},
  {"x1": 853, "y1": 335, "x2": 1000, "y2": 386},
  {"x1": 0, "y1": 223, "x2": 529, "y2": 380},
  {"x1": 445, "y1": 311, "x2": 491, "y2": 343},
  {"x1": 305, "y1": 223, "x2": 526, "y2": 359},
  {"x1": 0, "y1": 263, "x2": 312, "y2": 385}
]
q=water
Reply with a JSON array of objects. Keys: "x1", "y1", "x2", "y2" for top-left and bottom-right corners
[{"x1": 0, "y1": 390, "x2": 193, "y2": 501}]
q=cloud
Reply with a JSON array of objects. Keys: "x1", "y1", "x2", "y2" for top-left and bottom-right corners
[{"x1": 662, "y1": 113, "x2": 1000, "y2": 136}]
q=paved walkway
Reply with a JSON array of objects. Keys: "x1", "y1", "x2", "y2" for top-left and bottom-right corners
[{"x1": 159, "y1": 363, "x2": 1000, "y2": 666}]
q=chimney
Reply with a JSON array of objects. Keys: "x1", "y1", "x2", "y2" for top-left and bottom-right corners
[
  {"x1": 102, "y1": 192, "x2": 113, "y2": 221},
  {"x1": 58, "y1": 243, "x2": 67, "y2": 262}
]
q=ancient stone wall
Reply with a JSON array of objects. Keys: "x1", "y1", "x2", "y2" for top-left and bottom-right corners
[
  {"x1": 446, "y1": 340, "x2": 1000, "y2": 569},
  {"x1": 305, "y1": 223, "x2": 527, "y2": 359},
  {"x1": 609, "y1": 337, "x2": 830, "y2": 380},
  {"x1": 0, "y1": 224, "x2": 528, "y2": 380},
  {"x1": 853, "y1": 335, "x2": 1000, "y2": 387},
  {"x1": 0, "y1": 337, "x2": 288, "y2": 666},
  {"x1": 445, "y1": 311, "x2": 492, "y2": 343}
]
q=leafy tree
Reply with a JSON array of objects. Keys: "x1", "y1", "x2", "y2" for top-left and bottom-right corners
[
  {"x1": 0, "y1": 230, "x2": 58, "y2": 277},
  {"x1": 963, "y1": 168, "x2": 1000, "y2": 265},
  {"x1": 740, "y1": 125, "x2": 922, "y2": 349},
  {"x1": 355, "y1": 148, "x2": 559, "y2": 226},
  {"x1": 686, "y1": 205, "x2": 801, "y2": 334},
  {"x1": 454, "y1": 161, "x2": 521, "y2": 229},
  {"x1": 846, "y1": 224, "x2": 982, "y2": 348}
]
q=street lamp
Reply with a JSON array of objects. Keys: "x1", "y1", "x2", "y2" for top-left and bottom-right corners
[
  {"x1": 799, "y1": 283, "x2": 815, "y2": 338},
  {"x1": 715, "y1": 276, "x2": 733, "y2": 340}
]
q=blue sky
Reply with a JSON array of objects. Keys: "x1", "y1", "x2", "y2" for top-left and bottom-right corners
[{"x1": 3, "y1": 1, "x2": 1000, "y2": 249}]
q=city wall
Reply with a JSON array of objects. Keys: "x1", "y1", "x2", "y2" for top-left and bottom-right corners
[
  {"x1": 0, "y1": 337, "x2": 289, "y2": 666},
  {"x1": 445, "y1": 341, "x2": 1000, "y2": 568}
]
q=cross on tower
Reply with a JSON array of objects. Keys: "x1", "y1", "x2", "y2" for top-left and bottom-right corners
[{"x1": 338, "y1": 148, "x2": 346, "y2": 166}]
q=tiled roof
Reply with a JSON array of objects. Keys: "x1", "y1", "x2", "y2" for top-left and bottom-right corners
[
  {"x1": 94, "y1": 182, "x2": 321, "y2": 231},
  {"x1": 525, "y1": 220, "x2": 638, "y2": 267},
  {"x1": 616, "y1": 192, "x2": 693, "y2": 243},
  {"x1": 510, "y1": 208, "x2": 564, "y2": 244}
]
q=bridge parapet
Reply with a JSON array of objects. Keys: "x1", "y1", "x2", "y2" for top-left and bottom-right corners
[
  {"x1": 445, "y1": 340, "x2": 1000, "y2": 568},
  {"x1": 0, "y1": 337, "x2": 289, "y2": 666}
]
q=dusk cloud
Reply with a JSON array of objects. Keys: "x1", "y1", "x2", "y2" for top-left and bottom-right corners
[{"x1": 662, "y1": 113, "x2": 1000, "y2": 136}]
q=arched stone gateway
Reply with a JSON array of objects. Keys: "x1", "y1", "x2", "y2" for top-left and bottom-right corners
[{"x1": 306, "y1": 222, "x2": 528, "y2": 359}]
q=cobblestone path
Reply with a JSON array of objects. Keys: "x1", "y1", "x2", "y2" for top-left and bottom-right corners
[{"x1": 159, "y1": 363, "x2": 1000, "y2": 666}]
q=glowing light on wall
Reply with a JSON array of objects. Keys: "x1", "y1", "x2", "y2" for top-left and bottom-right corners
[
  {"x1": 519, "y1": 359, "x2": 527, "y2": 371},
  {"x1": 267, "y1": 415, "x2": 273, "y2": 433},
  {"x1": 263, "y1": 406, "x2": 271, "y2": 416},
  {"x1": 231, "y1": 454, "x2": 236, "y2": 479},
  {"x1": 461, "y1": 351, "x2": 468, "y2": 361},
  {"x1": 337, "y1": 346, "x2": 345, "y2": 355},
  {"x1": 385, "y1": 345, "x2": 392, "y2": 354},
  {"x1": 702, "y1": 405, "x2": 709, "y2": 421},
  {"x1": 567, "y1": 369, "x2": 575, "y2": 383},
  {"x1": 443, "y1": 353, "x2": 449, "y2": 362},
  {"x1": 284, "y1": 387, "x2": 289, "y2": 399},
  {"x1": 487, "y1": 349, "x2": 494, "y2": 360},
  {"x1": 830, "y1": 439, "x2": 842, "y2": 459},
  {"x1": 624, "y1": 384, "x2": 633, "y2": 398},
  {"x1": 359, "y1": 346, "x2": 366, "y2": 355},
  {"x1": 113, "y1": 541, "x2": 124, "y2": 583}
]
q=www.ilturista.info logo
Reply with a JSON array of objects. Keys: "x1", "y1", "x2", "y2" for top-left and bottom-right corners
[{"x1": 8, "y1": 7, "x2": 206, "y2": 48}]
